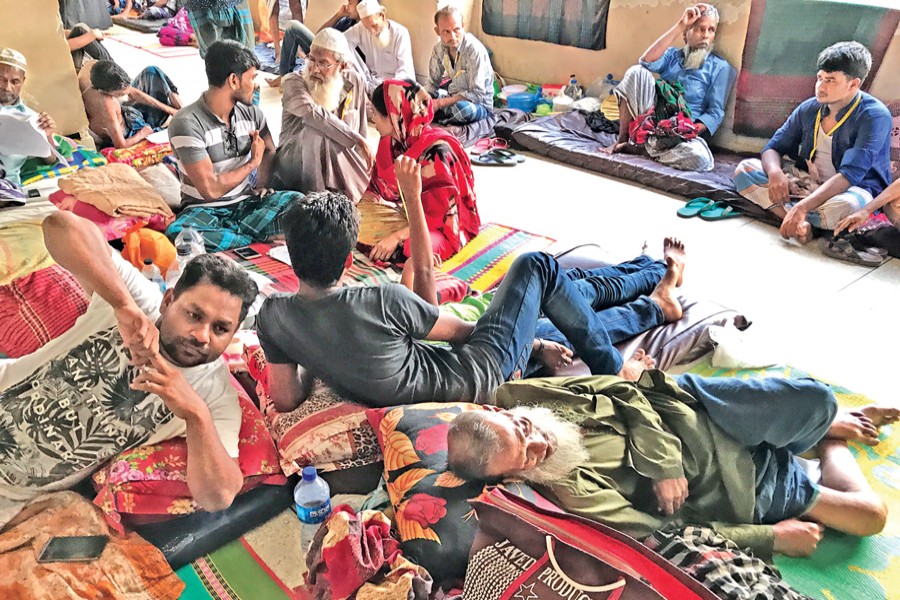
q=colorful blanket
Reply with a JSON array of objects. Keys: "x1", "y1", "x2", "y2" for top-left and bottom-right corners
[
  {"x1": 733, "y1": 1, "x2": 899, "y2": 137},
  {"x1": 481, "y1": 0, "x2": 609, "y2": 51},
  {"x1": 440, "y1": 223, "x2": 555, "y2": 293},
  {"x1": 687, "y1": 361, "x2": 899, "y2": 600},
  {"x1": 19, "y1": 144, "x2": 107, "y2": 187}
]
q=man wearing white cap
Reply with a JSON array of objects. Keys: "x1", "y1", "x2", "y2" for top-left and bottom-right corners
[
  {"x1": 343, "y1": 0, "x2": 414, "y2": 94},
  {"x1": 0, "y1": 48, "x2": 60, "y2": 190},
  {"x1": 273, "y1": 29, "x2": 372, "y2": 201}
]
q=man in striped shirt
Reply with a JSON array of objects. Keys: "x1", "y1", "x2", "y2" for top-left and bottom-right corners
[{"x1": 166, "y1": 40, "x2": 299, "y2": 252}]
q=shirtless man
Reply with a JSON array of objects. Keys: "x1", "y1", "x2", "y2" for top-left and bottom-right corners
[{"x1": 82, "y1": 60, "x2": 181, "y2": 149}]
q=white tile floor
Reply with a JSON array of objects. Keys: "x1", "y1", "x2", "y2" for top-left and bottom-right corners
[{"x1": 105, "y1": 30, "x2": 898, "y2": 404}]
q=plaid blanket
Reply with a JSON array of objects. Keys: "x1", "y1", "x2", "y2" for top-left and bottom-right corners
[
  {"x1": 19, "y1": 142, "x2": 107, "y2": 187},
  {"x1": 481, "y1": 0, "x2": 610, "y2": 51}
]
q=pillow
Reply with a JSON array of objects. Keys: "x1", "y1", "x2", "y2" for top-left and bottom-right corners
[
  {"x1": 101, "y1": 140, "x2": 173, "y2": 170},
  {"x1": 0, "y1": 264, "x2": 89, "y2": 358},
  {"x1": 365, "y1": 403, "x2": 551, "y2": 585},
  {"x1": 92, "y1": 379, "x2": 286, "y2": 533},
  {"x1": 137, "y1": 163, "x2": 182, "y2": 209},
  {"x1": 49, "y1": 190, "x2": 171, "y2": 241},
  {"x1": 245, "y1": 344, "x2": 382, "y2": 474}
]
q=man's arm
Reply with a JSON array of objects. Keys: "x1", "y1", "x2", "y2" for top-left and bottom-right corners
[
  {"x1": 696, "y1": 63, "x2": 736, "y2": 136},
  {"x1": 267, "y1": 362, "x2": 313, "y2": 412},
  {"x1": 254, "y1": 128, "x2": 277, "y2": 190},
  {"x1": 317, "y1": 3, "x2": 350, "y2": 32},
  {"x1": 396, "y1": 156, "x2": 435, "y2": 304},
  {"x1": 289, "y1": 0, "x2": 305, "y2": 21},
  {"x1": 640, "y1": 4, "x2": 708, "y2": 63},
  {"x1": 94, "y1": 96, "x2": 152, "y2": 149},
  {"x1": 395, "y1": 26, "x2": 416, "y2": 81},
  {"x1": 836, "y1": 178, "x2": 900, "y2": 233},
  {"x1": 425, "y1": 45, "x2": 443, "y2": 96},
  {"x1": 780, "y1": 173, "x2": 851, "y2": 239},
  {"x1": 66, "y1": 29, "x2": 103, "y2": 52},
  {"x1": 269, "y1": 1, "x2": 281, "y2": 60},
  {"x1": 127, "y1": 86, "x2": 177, "y2": 117},
  {"x1": 175, "y1": 131, "x2": 264, "y2": 201}
]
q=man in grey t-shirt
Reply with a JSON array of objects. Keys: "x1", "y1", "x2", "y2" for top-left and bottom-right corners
[
  {"x1": 166, "y1": 40, "x2": 299, "y2": 252},
  {"x1": 257, "y1": 158, "x2": 687, "y2": 409}
]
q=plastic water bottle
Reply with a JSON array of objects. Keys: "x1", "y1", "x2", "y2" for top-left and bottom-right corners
[
  {"x1": 564, "y1": 75, "x2": 584, "y2": 101},
  {"x1": 142, "y1": 259, "x2": 166, "y2": 292},
  {"x1": 174, "y1": 225, "x2": 205, "y2": 257},
  {"x1": 165, "y1": 245, "x2": 193, "y2": 289},
  {"x1": 294, "y1": 466, "x2": 332, "y2": 555}
]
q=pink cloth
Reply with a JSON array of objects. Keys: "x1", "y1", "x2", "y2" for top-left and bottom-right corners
[{"x1": 49, "y1": 190, "x2": 170, "y2": 241}]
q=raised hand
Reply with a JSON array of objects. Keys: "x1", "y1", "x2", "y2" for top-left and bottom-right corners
[
  {"x1": 131, "y1": 353, "x2": 206, "y2": 421},
  {"x1": 114, "y1": 302, "x2": 159, "y2": 367},
  {"x1": 249, "y1": 130, "x2": 265, "y2": 166},
  {"x1": 395, "y1": 156, "x2": 422, "y2": 205}
]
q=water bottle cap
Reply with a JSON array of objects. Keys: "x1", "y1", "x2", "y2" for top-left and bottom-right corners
[
  {"x1": 301, "y1": 466, "x2": 317, "y2": 481},
  {"x1": 143, "y1": 258, "x2": 153, "y2": 265},
  {"x1": 176, "y1": 245, "x2": 193, "y2": 256}
]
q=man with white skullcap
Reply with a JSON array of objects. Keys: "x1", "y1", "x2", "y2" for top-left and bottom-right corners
[
  {"x1": 0, "y1": 48, "x2": 60, "y2": 192},
  {"x1": 343, "y1": 0, "x2": 415, "y2": 94},
  {"x1": 273, "y1": 29, "x2": 373, "y2": 201}
]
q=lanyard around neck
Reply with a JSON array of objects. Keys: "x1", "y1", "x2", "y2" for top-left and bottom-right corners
[{"x1": 809, "y1": 93, "x2": 861, "y2": 160}]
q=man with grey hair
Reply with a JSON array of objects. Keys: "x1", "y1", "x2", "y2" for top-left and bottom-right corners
[
  {"x1": 343, "y1": 0, "x2": 415, "y2": 94},
  {"x1": 448, "y1": 373, "x2": 896, "y2": 559},
  {"x1": 273, "y1": 28, "x2": 373, "y2": 200},
  {"x1": 602, "y1": 4, "x2": 736, "y2": 170}
]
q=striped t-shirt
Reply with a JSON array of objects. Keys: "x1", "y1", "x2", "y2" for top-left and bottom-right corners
[{"x1": 168, "y1": 95, "x2": 268, "y2": 207}]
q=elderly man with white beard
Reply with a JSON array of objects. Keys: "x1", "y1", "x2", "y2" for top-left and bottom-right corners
[
  {"x1": 273, "y1": 29, "x2": 373, "y2": 200},
  {"x1": 448, "y1": 373, "x2": 897, "y2": 560},
  {"x1": 601, "y1": 4, "x2": 736, "y2": 170},
  {"x1": 343, "y1": 0, "x2": 414, "y2": 94}
]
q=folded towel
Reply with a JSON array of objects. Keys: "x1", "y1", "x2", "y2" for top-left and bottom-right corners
[{"x1": 59, "y1": 163, "x2": 174, "y2": 219}]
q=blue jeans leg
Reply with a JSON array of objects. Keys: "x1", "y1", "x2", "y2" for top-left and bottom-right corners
[{"x1": 279, "y1": 20, "x2": 313, "y2": 75}]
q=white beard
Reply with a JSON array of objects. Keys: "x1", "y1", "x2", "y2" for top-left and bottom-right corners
[
  {"x1": 683, "y1": 45, "x2": 712, "y2": 70},
  {"x1": 509, "y1": 407, "x2": 589, "y2": 486},
  {"x1": 373, "y1": 26, "x2": 391, "y2": 49},
  {"x1": 303, "y1": 68, "x2": 345, "y2": 113}
]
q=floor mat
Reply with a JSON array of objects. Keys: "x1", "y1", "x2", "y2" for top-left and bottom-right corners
[
  {"x1": 440, "y1": 223, "x2": 555, "y2": 293},
  {"x1": 687, "y1": 361, "x2": 899, "y2": 600},
  {"x1": 107, "y1": 33, "x2": 198, "y2": 59},
  {"x1": 254, "y1": 43, "x2": 304, "y2": 75},
  {"x1": 176, "y1": 537, "x2": 299, "y2": 600},
  {"x1": 113, "y1": 17, "x2": 166, "y2": 33}
]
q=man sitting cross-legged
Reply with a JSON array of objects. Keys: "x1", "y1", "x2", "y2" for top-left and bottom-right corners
[
  {"x1": 448, "y1": 373, "x2": 896, "y2": 558},
  {"x1": 168, "y1": 40, "x2": 299, "y2": 252},
  {"x1": 273, "y1": 29, "x2": 372, "y2": 200},
  {"x1": 343, "y1": 0, "x2": 415, "y2": 94},
  {"x1": 0, "y1": 211, "x2": 258, "y2": 525},
  {"x1": 733, "y1": 41, "x2": 892, "y2": 244},
  {"x1": 602, "y1": 4, "x2": 736, "y2": 171},
  {"x1": 257, "y1": 156, "x2": 687, "y2": 410}
]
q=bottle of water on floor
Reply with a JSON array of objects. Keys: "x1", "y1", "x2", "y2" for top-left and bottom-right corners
[
  {"x1": 166, "y1": 227, "x2": 206, "y2": 288},
  {"x1": 295, "y1": 466, "x2": 331, "y2": 555},
  {"x1": 564, "y1": 75, "x2": 584, "y2": 101},
  {"x1": 174, "y1": 225, "x2": 206, "y2": 258},
  {"x1": 142, "y1": 259, "x2": 165, "y2": 292}
]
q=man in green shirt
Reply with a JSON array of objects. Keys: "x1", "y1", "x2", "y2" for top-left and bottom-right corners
[{"x1": 448, "y1": 371, "x2": 896, "y2": 559}]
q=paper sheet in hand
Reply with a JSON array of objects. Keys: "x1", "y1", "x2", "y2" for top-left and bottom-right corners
[
  {"x1": 0, "y1": 112, "x2": 66, "y2": 164},
  {"x1": 146, "y1": 130, "x2": 169, "y2": 144}
]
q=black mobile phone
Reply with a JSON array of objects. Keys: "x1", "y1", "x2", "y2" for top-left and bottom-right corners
[
  {"x1": 233, "y1": 246, "x2": 262, "y2": 260},
  {"x1": 37, "y1": 535, "x2": 109, "y2": 563}
]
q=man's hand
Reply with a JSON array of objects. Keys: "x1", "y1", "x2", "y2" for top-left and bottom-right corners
[
  {"x1": 337, "y1": 3, "x2": 351, "y2": 18},
  {"x1": 679, "y1": 4, "x2": 710, "y2": 30},
  {"x1": 249, "y1": 130, "x2": 265, "y2": 168},
  {"x1": 369, "y1": 232, "x2": 402, "y2": 262},
  {"x1": 114, "y1": 303, "x2": 159, "y2": 366},
  {"x1": 253, "y1": 187, "x2": 275, "y2": 197},
  {"x1": 92, "y1": 28, "x2": 105, "y2": 41},
  {"x1": 767, "y1": 170, "x2": 790, "y2": 205},
  {"x1": 395, "y1": 156, "x2": 423, "y2": 205},
  {"x1": 653, "y1": 477, "x2": 688, "y2": 516},
  {"x1": 37, "y1": 112, "x2": 55, "y2": 136},
  {"x1": 834, "y1": 209, "x2": 870, "y2": 235},
  {"x1": 773, "y1": 519, "x2": 824, "y2": 557},
  {"x1": 131, "y1": 353, "x2": 208, "y2": 421},
  {"x1": 358, "y1": 139, "x2": 374, "y2": 172},
  {"x1": 780, "y1": 205, "x2": 808, "y2": 239}
]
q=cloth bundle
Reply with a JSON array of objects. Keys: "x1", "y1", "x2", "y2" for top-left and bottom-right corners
[
  {"x1": 59, "y1": 163, "x2": 174, "y2": 220},
  {"x1": 159, "y1": 7, "x2": 195, "y2": 46}
]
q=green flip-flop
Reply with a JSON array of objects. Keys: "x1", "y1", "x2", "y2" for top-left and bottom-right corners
[
  {"x1": 676, "y1": 197, "x2": 715, "y2": 218},
  {"x1": 699, "y1": 201, "x2": 743, "y2": 221},
  {"x1": 489, "y1": 148, "x2": 526, "y2": 164}
]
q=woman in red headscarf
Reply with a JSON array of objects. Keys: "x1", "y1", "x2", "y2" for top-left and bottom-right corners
[{"x1": 358, "y1": 79, "x2": 481, "y2": 262}]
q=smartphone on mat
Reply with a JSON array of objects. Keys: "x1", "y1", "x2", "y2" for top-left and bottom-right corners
[
  {"x1": 37, "y1": 535, "x2": 109, "y2": 563},
  {"x1": 233, "y1": 246, "x2": 262, "y2": 260}
]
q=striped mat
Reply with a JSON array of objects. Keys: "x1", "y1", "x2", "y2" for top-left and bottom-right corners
[
  {"x1": 440, "y1": 223, "x2": 555, "y2": 293},
  {"x1": 687, "y1": 361, "x2": 899, "y2": 600}
]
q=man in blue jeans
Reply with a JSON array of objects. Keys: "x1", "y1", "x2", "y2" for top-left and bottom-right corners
[{"x1": 257, "y1": 157, "x2": 685, "y2": 410}]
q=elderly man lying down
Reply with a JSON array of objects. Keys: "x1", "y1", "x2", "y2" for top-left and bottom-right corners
[
  {"x1": 0, "y1": 212, "x2": 257, "y2": 525},
  {"x1": 448, "y1": 373, "x2": 897, "y2": 558}
]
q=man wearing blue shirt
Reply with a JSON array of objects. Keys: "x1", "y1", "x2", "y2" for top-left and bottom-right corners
[
  {"x1": 734, "y1": 42, "x2": 892, "y2": 244},
  {"x1": 603, "y1": 4, "x2": 735, "y2": 170}
]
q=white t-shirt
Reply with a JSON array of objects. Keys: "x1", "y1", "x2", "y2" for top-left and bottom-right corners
[
  {"x1": 343, "y1": 20, "x2": 415, "y2": 83},
  {"x1": 0, "y1": 252, "x2": 241, "y2": 516},
  {"x1": 812, "y1": 124, "x2": 838, "y2": 184}
]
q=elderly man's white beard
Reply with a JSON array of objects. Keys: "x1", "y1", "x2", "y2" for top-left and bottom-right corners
[
  {"x1": 303, "y1": 68, "x2": 345, "y2": 113},
  {"x1": 683, "y1": 45, "x2": 712, "y2": 70},
  {"x1": 509, "y1": 407, "x2": 588, "y2": 485},
  {"x1": 373, "y1": 25, "x2": 391, "y2": 49}
]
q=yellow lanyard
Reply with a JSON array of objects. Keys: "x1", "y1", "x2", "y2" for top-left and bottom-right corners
[
  {"x1": 339, "y1": 89, "x2": 353, "y2": 120},
  {"x1": 809, "y1": 93, "x2": 861, "y2": 160},
  {"x1": 442, "y1": 54, "x2": 464, "y2": 80}
]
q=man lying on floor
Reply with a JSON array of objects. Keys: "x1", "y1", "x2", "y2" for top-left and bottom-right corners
[
  {"x1": 0, "y1": 211, "x2": 255, "y2": 525},
  {"x1": 81, "y1": 60, "x2": 182, "y2": 149},
  {"x1": 448, "y1": 373, "x2": 897, "y2": 558},
  {"x1": 257, "y1": 156, "x2": 686, "y2": 410},
  {"x1": 733, "y1": 41, "x2": 892, "y2": 244}
]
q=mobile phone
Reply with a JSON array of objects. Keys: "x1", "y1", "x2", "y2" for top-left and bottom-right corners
[
  {"x1": 233, "y1": 246, "x2": 262, "y2": 260},
  {"x1": 37, "y1": 535, "x2": 109, "y2": 563}
]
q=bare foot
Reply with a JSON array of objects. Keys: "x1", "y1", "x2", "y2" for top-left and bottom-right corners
[
  {"x1": 796, "y1": 221, "x2": 813, "y2": 245},
  {"x1": 859, "y1": 405, "x2": 900, "y2": 427},
  {"x1": 649, "y1": 249, "x2": 684, "y2": 322},
  {"x1": 826, "y1": 406, "x2": 898, "y2": 446},
  {"x1": 266, "y1": 76, "x2": 283, "y2": 88},
  {"x1": 532, "y1": 339, "x2": 574, "y2": 370},
  {"x1": 599, "y1": 142, "x2": 629, "y2": 155},
  {"x1": 662, "y1": 237, "x2": 686, "y2": 287},
  {"x1": 618, "y1": 349, "x2": 655, "y2": 381}
]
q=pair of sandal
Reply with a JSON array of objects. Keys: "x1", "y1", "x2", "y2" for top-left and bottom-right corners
[
  {"x1": 677, "y1": 197, "x2": 743, "y2": 221},
  {"x1": 470, "y1": 137, "x2": 525, "y2": 166},
  {"x1": 819, "y1": 237, "x2": 889, "y2": 267}
]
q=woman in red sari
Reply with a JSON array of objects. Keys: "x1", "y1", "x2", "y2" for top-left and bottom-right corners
[{"x1": 358, "y1": 79, "x2": 481, "y2": 262}]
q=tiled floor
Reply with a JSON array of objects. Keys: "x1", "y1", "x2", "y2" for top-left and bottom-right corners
[{"x1": 104, "y1": 30, "x2": 897, "y2": 404}]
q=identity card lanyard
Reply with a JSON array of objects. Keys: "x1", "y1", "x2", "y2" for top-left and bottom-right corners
[{"x1": 809, "y1": 93, "x2": 861, "y2": 161}]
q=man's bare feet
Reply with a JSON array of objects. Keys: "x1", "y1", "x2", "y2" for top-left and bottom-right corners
[
  {"x1": 827, "y1": 405, "x2": 899, "y2": 446},
  {"x1": 649, "y1": 242, "x2": 684, "y2": 323},
  {"x1": 532, "y1": 339, "x2": 574, "y2": 370},
  {"x1": 662, "y1": 237, "x2": 686, "y2": 287},
  {"x1": 618, "y1": 349, "x2": 655, "y2": 381},
  {"x1": 266, "y1": 76, "x2": 283, "y2": 88},
  {"x1": 796, "y1": 221, "x2": 813, "y2": 245}
]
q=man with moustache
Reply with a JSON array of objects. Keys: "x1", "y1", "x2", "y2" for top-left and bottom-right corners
[
  {"x1": 167, "y1": 41, "x2": 298, "y2": 252},
  {"x1": 733, "y1": 42, "x2": 891, "y2": 244},
  {"x1": 342, "y1": 0, "x2": 415, "y2": 94},
  {"x1": 449, "y1": 373, "x2": 896, "y2": 559},
  {"x1": 602, "y1": 4, "x2": 736, "y2": 169},
  {"x1": 273, "y1": 28, "x2": 372, "y2": 201}
]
